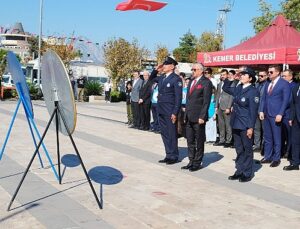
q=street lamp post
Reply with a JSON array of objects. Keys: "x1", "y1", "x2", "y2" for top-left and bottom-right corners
[{"x1": 37, "y1": 0, "x2": 44, "y2": 86}]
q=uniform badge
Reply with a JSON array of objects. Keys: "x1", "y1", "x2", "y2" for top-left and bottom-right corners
[
  {"x1": 254, "y1": 97, "x2": 259, "y2": 103},
  {"x1": 241, "y1": 97, "x2": 246, "y2": 102},
  {"x1": 167, "y1": 83, "x2": 170, "y2": 87},
  {"x1": 178, "y1": 82, "x2": 182, "y2": 87}
]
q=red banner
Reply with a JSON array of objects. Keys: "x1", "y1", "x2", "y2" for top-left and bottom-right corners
[{"x1": 197, "y1": 48, "x2": 300, "y2": 66}]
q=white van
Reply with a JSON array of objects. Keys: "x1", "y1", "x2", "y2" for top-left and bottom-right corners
[{"x1": 1, "y1": 73, "x2": 14, "y2": 87}]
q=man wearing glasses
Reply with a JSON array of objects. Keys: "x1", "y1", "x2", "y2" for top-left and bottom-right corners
[
  {"x1": 181, "y1": 63, "x2": 213, "y2": 171},
  {"x1": 253, "y1": 70, "x2": 268, "y2": 153},
  {"x1": 259, "y1": 65, "x2": 291, "y2": 167}
]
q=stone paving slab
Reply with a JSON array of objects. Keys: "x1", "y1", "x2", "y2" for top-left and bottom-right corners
[{"x1": 0, "y1": 100, "x2": 299, "y2": 229}]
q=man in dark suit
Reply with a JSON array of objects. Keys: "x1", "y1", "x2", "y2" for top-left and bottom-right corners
[
  {"x1": 284, "y1": 83, "x2": 300, "y2": 170},
  {"x1": 130, "y1": 71, "x2": 143, "y2": 129},
  {"x1": 150, "y1": 57, "x2": 183, "y2": 164},
  {"x1": 139, "y1": 70, "x2": 152, "y2": 130},
  {"x1": 259, "y1": 65, "x2": 291, "y2": 167},
  {"x1": 181, "y1": 63, "x2": 212, "y2": 171},
  {"x1": 281, "y1": 69, "x2": 297, "y2": 158}
]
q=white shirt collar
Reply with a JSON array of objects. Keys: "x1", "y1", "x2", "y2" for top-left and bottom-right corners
[{"x1": 243, "y1": 83, "x2": 251, "y2": 89}]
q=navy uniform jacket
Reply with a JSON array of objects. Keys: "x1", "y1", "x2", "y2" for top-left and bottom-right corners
[
  {"x1": 222, "y1": 79, "x2": 259, "y2": 130},
  {"x1": 150, "y1": 70, "x2": 182, "y2": 116}
]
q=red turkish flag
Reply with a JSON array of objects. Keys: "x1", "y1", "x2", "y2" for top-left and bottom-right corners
[{"x1": 116, "y1": 0, "x2": 167, "y2": 11}]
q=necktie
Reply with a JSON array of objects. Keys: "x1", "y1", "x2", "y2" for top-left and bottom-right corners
[
  {"x1": 189, "y1": 79, "x2": 197, "y2": 94},
  {"x1": 297, "y1": 86, "x2": 300, "y2": 97},
  {"x1": 268, "y1": 82, "x2": 274, "y2": 95}
]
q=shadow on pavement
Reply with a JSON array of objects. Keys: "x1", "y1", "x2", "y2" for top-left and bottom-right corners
[{"x1": 88, "y1": 166, "x2": 123, "y2": 208}]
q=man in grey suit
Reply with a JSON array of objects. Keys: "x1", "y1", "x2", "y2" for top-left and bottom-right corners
[
  {"x1": 130, "y1": 71, "x2": 143, "y2": 128},
  {"x1": 214, "y1": 69, "x2": 233, "y2": 147}
]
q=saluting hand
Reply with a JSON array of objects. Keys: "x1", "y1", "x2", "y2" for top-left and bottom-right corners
[
  {"x1": 247, "y1": 128, "x2": 253, "y2": 139},
  {"x1": 171, "y1": 114, "x2": 177, "y2": 124}
]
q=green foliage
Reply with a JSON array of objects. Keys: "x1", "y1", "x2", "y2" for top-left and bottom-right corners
[
  {"x1": 155, "y1": 45, "x2": 169, "y2": 64},
  {"x1": 281, "y1": 0, "x2": 300, "y2": 31},
  {"x1": 173, "y1": 31, "x2": 197, "y2": 62},
  {"x1": 251, "y1": 0, "x2": 275, "y2": 34},
  {"x1": 196, "y1": 32, "x2": 223, "y2": 52},
  {"x1": 103, "y1": 38, "x2": 150, "y2": 90},
  {"x1": 110, "y1": 90, "x2": 126, "y2": 102},
  {"x1": 0, "y1": 49, "x2": 8, "y2": 77},
  {"x1": 27, "y1": 82, "x2": 43, "y2": 100},
  {"x1": 84, "y1": 81, "x2": 103, "y2": 96}
]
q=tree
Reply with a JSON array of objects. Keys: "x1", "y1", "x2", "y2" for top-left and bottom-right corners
[
  {"x1": 173, "y1": 31, "x2": 197, "y2": 62},
  {"x1": 43, "y1": 43, "x2": 80, "y2": 67},
  {"x1": 0, "y1": 49, "x2": 8, "y2": 77},
  {"x1": 154, "y1": 45, "x2": 169, "y2": 64},
  {"x1": 103, "y1": 38, "x2": 149, "y2": 90},
  {"x1": 281, "y1": 0, "x2": 300, "y2": 31},
  {"x1": 196, "y1": 32, "x2": 223, "y2": 52},
  {"x1": 251, "y1": 0, "x2": 276, "y2": 33}
]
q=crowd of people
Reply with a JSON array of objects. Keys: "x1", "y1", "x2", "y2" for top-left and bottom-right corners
[{"x1": 124, "y1": 57, "x2": 300, "y2": 182}]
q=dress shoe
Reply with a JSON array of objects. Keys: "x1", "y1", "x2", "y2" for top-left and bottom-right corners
[
  {"x1": 166, "y1": 159, "x2": 178, "y2": 165},
  {"x1": 283, "y1": 165, "x2": 299, "y2": 171},
  {"x1": 239, "y1": 175, "x2": 252, "y2": 182},
  {"x1": 228, "y1": 173, "x2": 242, "y2": 180},
  {"x1": 189, "y1": 165, "x2": 202, "y2": 172},
  {"x1": 260, "y1": 158, "x2": 272, "y2": 164},
  {"x1": 181, "y1": 163, "x2": 192, "y2": 170},
  {"x1": 270, "y1": 161, "x2": 280, "y2": 167},
  {"x1": 213, "y1": 142, "x2": 225, "y2": 146},
  {"x1": 158, "y1": 158, "x2": 169, "y2": 163},
  {"x1": 223, "y1": 143, "x2": 232, "y2": 148}
]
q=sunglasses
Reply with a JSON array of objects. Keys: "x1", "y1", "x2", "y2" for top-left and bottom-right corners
[
  {"x1": 258, "y1": 75, "x2": 266, "y2": 78},
  {"x1": 268, "y1": 71, "x2": 274, "y2": 74},
  {"x1": 191, "y1": 69, "x2": 199, "y2": 71},
  {"x1": 204, "y1": 71, "x2": 208, "y2": 74}
]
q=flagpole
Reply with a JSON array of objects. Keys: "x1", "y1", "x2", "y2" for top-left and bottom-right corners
[{"x1": 37, "y1": 0, "x2": 44, "y2": 86}]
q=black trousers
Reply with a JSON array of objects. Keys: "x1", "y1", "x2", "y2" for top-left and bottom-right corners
[
  {"x1": 291, "y1": 119, "x2": 300, "y2": 166},
  {"x1": 159, "y1": 114, "x2": 178, "y2": 160},
  {"x1": 131, "y1": 102, "x2": 141, "y2": 127},
  {"x1": 233, "y1": 129, "x2": 254, "y2": 178},
  {"x1": 186, "y1": 120, "x2": 206, "y2": 166},
  {"x1": 140, "y1": 103, "x2": 151, "y2": 129}
]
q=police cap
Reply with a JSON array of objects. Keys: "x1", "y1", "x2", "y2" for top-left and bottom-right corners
[
  {"x1": 163, "y1": 56, "x2": 178, "y2": 66},
  {"x1": 240, "y1": 67, "x2": 256, "y2": 83}
]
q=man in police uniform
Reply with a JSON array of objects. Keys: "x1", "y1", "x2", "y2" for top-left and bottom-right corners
[
  {"x1": 151, "y1": 57, "x2": 183, "y2": 164},
  {"x1": 222, "y1": 68, "x2": 260, "y2": 182}
]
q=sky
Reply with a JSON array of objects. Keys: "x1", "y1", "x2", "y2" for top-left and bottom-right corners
[{"x1": 0, "y1": 0, "x2": 283, "y2": 55}]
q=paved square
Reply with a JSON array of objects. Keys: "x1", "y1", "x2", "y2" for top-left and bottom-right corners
[{"x1": 0, "y1": 100, "x2": 299, "y2": 228}]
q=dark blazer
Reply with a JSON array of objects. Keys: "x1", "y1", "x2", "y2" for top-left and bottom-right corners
[
  {"x1": 284, "y1": 81, "x2": 297, "y2": 119},
  {"x1": 290, "y1": 83, "x2": 300, "y2": 123},
  {"x1": 259, "y1": 77, "x2": 291, "y2": 117},
  {"x1": 185, "y1": 75, "x2": 213, "y2": 122},
  {"x1": 222, "y1": 79, "x2": 259, "y2": 130},
  {"x1": 139, "y1": 80, "x2": 153, "y2": 104}
]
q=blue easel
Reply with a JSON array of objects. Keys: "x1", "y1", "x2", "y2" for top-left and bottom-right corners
[{"x1": 0, "y1": 83, "x2": 59, "y2": 181}]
